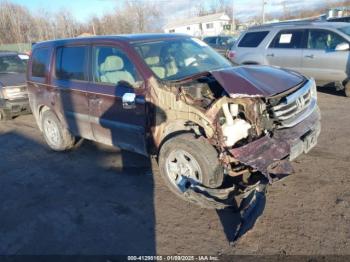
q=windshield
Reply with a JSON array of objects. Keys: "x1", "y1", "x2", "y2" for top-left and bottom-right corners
[
  {"x1": 339, "y1": 26, "x2": 350, "y2": 37},
  {"x1": 133, "y1": 37, "x2": 232, "y2": 81},
  {"x1": 0, "y1": 55, "x2": 26, "y2": 74}
]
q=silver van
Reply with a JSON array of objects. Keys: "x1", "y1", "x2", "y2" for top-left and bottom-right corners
[{"x1": 229, "y1": 22, "x2": 350, "y2": 96}]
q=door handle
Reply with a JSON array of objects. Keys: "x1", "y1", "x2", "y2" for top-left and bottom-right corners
[
  {"x1": 122, "y1": 93, "x2": 136, "y2": 109},
  {"x1": 266, "y1": 53, "x2": 274, "y2": 57},
  {"x1": 304, "y1": 54, "x2": 314, "y2": 59}
]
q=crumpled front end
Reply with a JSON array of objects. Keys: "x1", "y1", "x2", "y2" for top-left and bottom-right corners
[
  {"x1": 218, "y1": 78, "x2": 320, "y2": 182},
  {"x1": 150, "y1": 67, "x2": 320, "y2": 211},
  {"x1": 149, "y1": 66, "x2": 321, "y2": 240}
]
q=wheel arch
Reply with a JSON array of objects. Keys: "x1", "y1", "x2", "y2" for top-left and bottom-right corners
[{"x1": 156, "y1": 119, "x2": 210, "y2": 154}]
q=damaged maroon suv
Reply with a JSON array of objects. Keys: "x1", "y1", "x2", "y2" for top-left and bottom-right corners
[{"x1": 27, "y1": 34, "x2": 320, "y2": 209}]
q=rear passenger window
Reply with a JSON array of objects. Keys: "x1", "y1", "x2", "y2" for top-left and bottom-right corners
[
  {"x1": 32, "y1": 48, "x2": 50, "y2": 78},
  {"x1": 270, "y1": 30, "x2": 304, "y2": 49},
  {"x1": 55, "y1": 46, "x2": 88, "y2": 81},
  {"x1": 238, "y1": 31, "x2": 269, "y2": 47}
]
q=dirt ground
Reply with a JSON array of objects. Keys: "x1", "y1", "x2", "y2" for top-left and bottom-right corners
[{"x1": 0, "y1": 87, "x2": 349, "y2": 255}]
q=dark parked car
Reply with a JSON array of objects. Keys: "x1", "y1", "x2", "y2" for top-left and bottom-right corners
[
  {"x1": 203, "y1": 35, "x2": 236, "y2": 57},
  {"x1": 27, "y1": 34, "x2": 320, "y2": 209},
  {"x1": 0, "y1": 51, "x2": 31, "y2": 120}
]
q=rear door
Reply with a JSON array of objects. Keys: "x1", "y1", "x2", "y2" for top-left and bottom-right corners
[
  {"x1": 28, "y1": 47, "x2": 52, "y2": 115},
  {"x1": 265, "y1": 29, "x2": 305, "y2": 71},
  {"x1": 87, "y1": 44, "x2": 147, "y2": 156},
  {"x1": 52, "y1": 45, "x2": 94, "y2": 140},
  {"x1": 301, "y1": 29, "x2": 349, "y2": 83}
]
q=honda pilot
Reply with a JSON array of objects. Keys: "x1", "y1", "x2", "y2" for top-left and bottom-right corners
[{"x1": 27, "y1": 34, "x2": 321, "y2": 209}]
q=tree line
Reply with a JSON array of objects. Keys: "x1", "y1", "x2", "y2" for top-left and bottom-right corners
[
  {"x1": 1, "y1": 0, "x2": 350, "y2": 45},
  {"x1": 0, "y1": 0, "x2": 162, "y2": 45}
]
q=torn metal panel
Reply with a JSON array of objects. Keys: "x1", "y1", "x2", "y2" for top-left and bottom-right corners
[
  {"x1": 230, "y1": 107, "x2": 321, "y2": 181},
  {"x1": 177, "y1": 175, "x2": 267, "y2": 210},
  {"x1": 147, "y1": 77, "x2": 217, "y2": 147},
  {"x1": 234, "y1": 182, "x2": 267, "y2": 241}
]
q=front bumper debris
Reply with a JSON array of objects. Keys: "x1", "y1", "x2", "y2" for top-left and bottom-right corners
[
  {"x1": 177, "y1": 175, "x2": 268, "y2": 240},
  {"x1": 230, "y1": 107, "x2": 321, "y2": 182},
  {"x1": 175, "y1": 106, "x2": 320, "y2": 239},
  {"x1": 175, "y1": 107, "x2": 320, "y2": 210},
  {"x1": 177, "y1": 175, "x2": 267, "y2": 210}
]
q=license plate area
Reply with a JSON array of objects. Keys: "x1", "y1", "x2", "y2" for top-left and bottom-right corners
[{"x1": 302, "y1": 130, "x2": 318, "y2": 153}]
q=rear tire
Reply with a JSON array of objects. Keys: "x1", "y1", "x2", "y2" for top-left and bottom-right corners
[
  {"x1": 41, "y1": 110, "x2": 75, "y2": 151},
  {"x1": 0, "y1": 109, "x2": 11, "y2": 121},
  {"x1": 158, "y1": 133, "x2": 224, "y2": 206}
]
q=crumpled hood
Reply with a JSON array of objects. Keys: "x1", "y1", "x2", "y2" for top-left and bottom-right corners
[
  {"x1": 0, "y1": 72, "x2": 26, "y2": 87},
  {"x1": 211, "y1": 65, "x2": 304, "y2": 98}
]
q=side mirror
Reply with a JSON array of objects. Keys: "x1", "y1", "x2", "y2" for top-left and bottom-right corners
[
  {"x1": 335, "y1": 42, "x2": 350, "y2": 51},
  {"x1": 122, "y1": 93, "x2": 136, "y2": 109}
]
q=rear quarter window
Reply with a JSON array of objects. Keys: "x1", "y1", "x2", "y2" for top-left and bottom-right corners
[
  {"x1": 31, "y1": 48, "x2": 50, "y2": 78},
  {"x1": 238, "y1": 31, "x2": 269, "y2": 47}
]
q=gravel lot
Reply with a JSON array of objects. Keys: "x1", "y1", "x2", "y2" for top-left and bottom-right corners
[{"x1": 0, "y1": 88, "x2": 349, "y2": 255}]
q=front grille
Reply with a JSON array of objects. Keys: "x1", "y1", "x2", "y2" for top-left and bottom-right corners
[{"x1": 269, "y1": 80, "x2": 317, "y2": 128}]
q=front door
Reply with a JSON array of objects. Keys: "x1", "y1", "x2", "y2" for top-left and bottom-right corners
[
  {"x1": 87, "y1": 45, "x2": 147, "y2": 156},
  {"x1": 265, "y1": 29, "x2": 305, "y2": 71},
  {"x1": 301, "y1": 29, "x2": 349, "y2": 83}
]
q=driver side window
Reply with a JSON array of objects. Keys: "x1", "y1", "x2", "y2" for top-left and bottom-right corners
[
  {"x1": 307, "y1": 30, "x2": 346, "y2": 51},
  {"x1": 93, "y1": 46, "x2": 143, "y2": 88}
]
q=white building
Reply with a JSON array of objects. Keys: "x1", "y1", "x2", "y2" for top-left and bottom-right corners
[{"x1": 164, "y1": 12, "x2": 231, "y2": 37}]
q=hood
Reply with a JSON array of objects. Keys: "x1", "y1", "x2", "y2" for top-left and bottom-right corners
[
  {"x1": 210, "y1": 65, "x2": 304, "y2": 98},
  {"x1": 0, "y1": 72, "x2": 26, "y2": 87}
]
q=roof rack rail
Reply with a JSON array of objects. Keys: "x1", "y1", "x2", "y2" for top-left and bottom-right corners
[{"x1": 248, "y1": 19, "x2": 325, "y2": 30}]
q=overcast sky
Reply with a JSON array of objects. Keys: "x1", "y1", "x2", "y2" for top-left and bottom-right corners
[{"x1": 7, "y1": 0, "x2": 342, "y2": 22}]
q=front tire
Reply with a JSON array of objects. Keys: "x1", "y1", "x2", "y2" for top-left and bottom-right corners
[
  {"x1": 41, "y1": 110, "x2": 75, "y2": 151},
  {"x1": 158, "y1": 133, "x2": 224, "y2": 206}
]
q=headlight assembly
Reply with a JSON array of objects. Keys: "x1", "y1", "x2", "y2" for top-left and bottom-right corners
[{"x1": 310, "y1": 78, "x2": 317, "y2": 100}]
